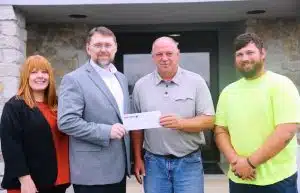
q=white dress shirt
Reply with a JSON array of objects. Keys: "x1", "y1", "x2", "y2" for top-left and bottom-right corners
[{"x1": 90, "y1": 60, "x2": 124, "y2": 118}]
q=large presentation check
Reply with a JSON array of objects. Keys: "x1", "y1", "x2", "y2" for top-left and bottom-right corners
[{"x1": 123, "y1": 111, "x2": 161, "y2": 131}]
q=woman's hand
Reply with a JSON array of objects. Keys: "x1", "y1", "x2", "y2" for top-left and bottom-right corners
[{"x1": 19, "y1": 175, "x2": 38, "y2": 193}]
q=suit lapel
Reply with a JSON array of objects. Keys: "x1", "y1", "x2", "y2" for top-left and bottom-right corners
[{"x1": 85, "y1": 63, "x2": 121, "y2": 119}]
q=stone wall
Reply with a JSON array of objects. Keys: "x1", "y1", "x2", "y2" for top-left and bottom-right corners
[
  {"x1": 26, "y1": 23, "x2": 90, "y2": 89},
  {"x1": 0, "y1": 5, "x2": 26, "y2": 117},
  {"x1": 246, "y1": 18, "x2": 300, "y2": 91},
  {"x1": 0, "y1": 6, "x2": 27, "y2": 189}
]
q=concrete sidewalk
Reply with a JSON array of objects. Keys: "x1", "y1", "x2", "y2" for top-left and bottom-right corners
[{"x1": 66, "y1": 174, "x2": 229, "y2": 193}]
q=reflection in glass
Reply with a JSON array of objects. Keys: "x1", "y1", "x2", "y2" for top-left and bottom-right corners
[{"x1": 124, "y1": 52, "x2": 210, "y2": 95}]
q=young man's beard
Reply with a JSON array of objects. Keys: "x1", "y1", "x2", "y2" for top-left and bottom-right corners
[{"x1": 238, "y1": 60, "x2": 264, "y2": 79}]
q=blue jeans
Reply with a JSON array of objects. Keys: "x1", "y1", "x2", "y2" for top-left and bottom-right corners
[
  {"x1": 143, "y1": 150, "x2": 204, "y2": 193},
  {"x1": 229, "y1": 173, "x2": 298, "y2": 193}
]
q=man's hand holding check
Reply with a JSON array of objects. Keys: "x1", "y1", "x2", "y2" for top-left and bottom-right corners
[
  {"x1": 124, "y1": 110, "x2": 186, "y2": 131},
  {"x1": 159, "y1": 114, "x2": 183, "y2": 130}
]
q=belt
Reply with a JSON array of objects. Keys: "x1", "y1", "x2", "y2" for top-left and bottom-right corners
[
  {"x1": 161, "y1": 154, "x2": 179, "y2": 159},
  {"x1": 150, "y1": 149, "x2": 199, "y2": 159}
]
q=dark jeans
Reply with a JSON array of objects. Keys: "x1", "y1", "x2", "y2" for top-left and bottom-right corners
[
  {"x1": 229, "y1": 173, "x2": 298, "y2": 193},
  {"x1": 73, "y1": 176, "x2": 126, "y2": 193}
]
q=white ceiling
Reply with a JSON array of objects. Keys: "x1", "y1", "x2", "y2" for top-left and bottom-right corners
[{"x1": 15, "y1": 0, "x2": 298, "y2": 25}]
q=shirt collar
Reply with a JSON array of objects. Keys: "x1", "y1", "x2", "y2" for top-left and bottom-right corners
[
  {"x1": 154, "y1": 67, "x2": 182, "y2": 85},
  {"x1": 90, "y1": 59, "x2": 118, "y2": 74}
]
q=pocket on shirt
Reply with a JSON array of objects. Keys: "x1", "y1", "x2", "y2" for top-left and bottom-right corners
[
  {"x1": 172, "y1": 94, "x2": 195, "y2": 117},
  {"x1": 172, "y1": 94, "x2": 195, "y2": 103}
]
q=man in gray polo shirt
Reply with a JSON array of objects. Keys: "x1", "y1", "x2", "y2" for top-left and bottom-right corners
[{"x1": 131, "y1": 36, "x2": 215, "y2": 193}]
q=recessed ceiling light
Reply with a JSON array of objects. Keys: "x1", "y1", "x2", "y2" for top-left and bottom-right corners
[
  {"x1": 169, "y1": 34, "x2": 180, "y2": 37},
  {"x1": 246, "y1": 10, "x2": 266, "y2": 15},
  {"x1": 69, "y1": 14, "x2": 87, "y2": 19}
]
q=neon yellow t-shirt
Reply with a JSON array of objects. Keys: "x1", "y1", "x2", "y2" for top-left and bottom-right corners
[{"x1": 215, "y1": 71, "x2": 300, "y2": 185}]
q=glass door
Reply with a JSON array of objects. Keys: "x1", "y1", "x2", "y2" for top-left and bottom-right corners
[{"x1": 115, "y1": 31, "x2": 222, "y2": 174}]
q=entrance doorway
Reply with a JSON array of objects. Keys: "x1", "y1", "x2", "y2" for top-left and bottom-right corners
[{"x1": 115, "y1": 31, "x2": 222, "y2": 174}]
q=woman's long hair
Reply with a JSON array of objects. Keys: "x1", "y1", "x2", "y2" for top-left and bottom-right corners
[{"x1": 17, "y1": 55, "x2": 57, "y2": 110}]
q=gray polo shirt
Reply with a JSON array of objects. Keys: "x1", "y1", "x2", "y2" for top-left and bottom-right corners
[{"x1": 132, "y1": 67, "x2": 215, "y2": 157}]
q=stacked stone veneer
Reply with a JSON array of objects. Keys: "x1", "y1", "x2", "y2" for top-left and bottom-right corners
[
  {"x1": 246, "y1": 18, "x2": 300, "y2": 90},
  {"x1": 26, "y1": 23, "x2": 90, "y2": 90},
  {"x1": 0, "y1": 5, "x2": 26, "y2": 117},
  {"x1": 0, "y1": 6, "x2": 27, "y2": 190}
]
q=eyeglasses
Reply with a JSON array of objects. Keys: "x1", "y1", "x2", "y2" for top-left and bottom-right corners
[{"x1": 90, "y1": 43, "x2": 114, "y2": 50}]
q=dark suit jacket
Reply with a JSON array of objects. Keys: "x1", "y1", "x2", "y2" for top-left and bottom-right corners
[{"x1": 0, "y1": 96, "x2": 57, "y2": 189}]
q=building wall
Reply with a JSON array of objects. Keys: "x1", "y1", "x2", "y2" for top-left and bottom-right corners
[
  {"x1": 0, "y1": 5, "x2": 26, "y2": 116},
  {"x1": 246, "y1": 18, "x2": 300, "y2": 91},
  {"x1": 0, "y1": 5, "x2": 27, "y2": 186},
  {"x1": 27, "y1": 23, "x2": 90, "y2": 89}
]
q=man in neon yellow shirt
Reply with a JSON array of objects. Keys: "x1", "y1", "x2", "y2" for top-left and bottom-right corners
[{"x1": 215, "y1": 32, "x2": 300, "y2": 193}]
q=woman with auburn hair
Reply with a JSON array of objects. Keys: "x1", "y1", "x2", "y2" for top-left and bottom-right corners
[{"x1": 0, "y1": 55, "x2": 70, "y2": 193}]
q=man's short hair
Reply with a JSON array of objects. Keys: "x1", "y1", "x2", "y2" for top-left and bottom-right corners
[
  {"x1": 86, "y1": 26, "x2": 116, "y2": 44},
  {"x1": 151, "y1": 36, "x2": 179, "y2": 53},
  {"x1": 234, "y1": 33, "x2": 264, "y2": 52}
]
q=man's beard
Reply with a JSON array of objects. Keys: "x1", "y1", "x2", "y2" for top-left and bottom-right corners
[
  {"x1": 238, "y1": 60, "x2": 263, "y2": 79},
  {"x1": 95, "y1": 58, "x2": 113, "y2": 69}
]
